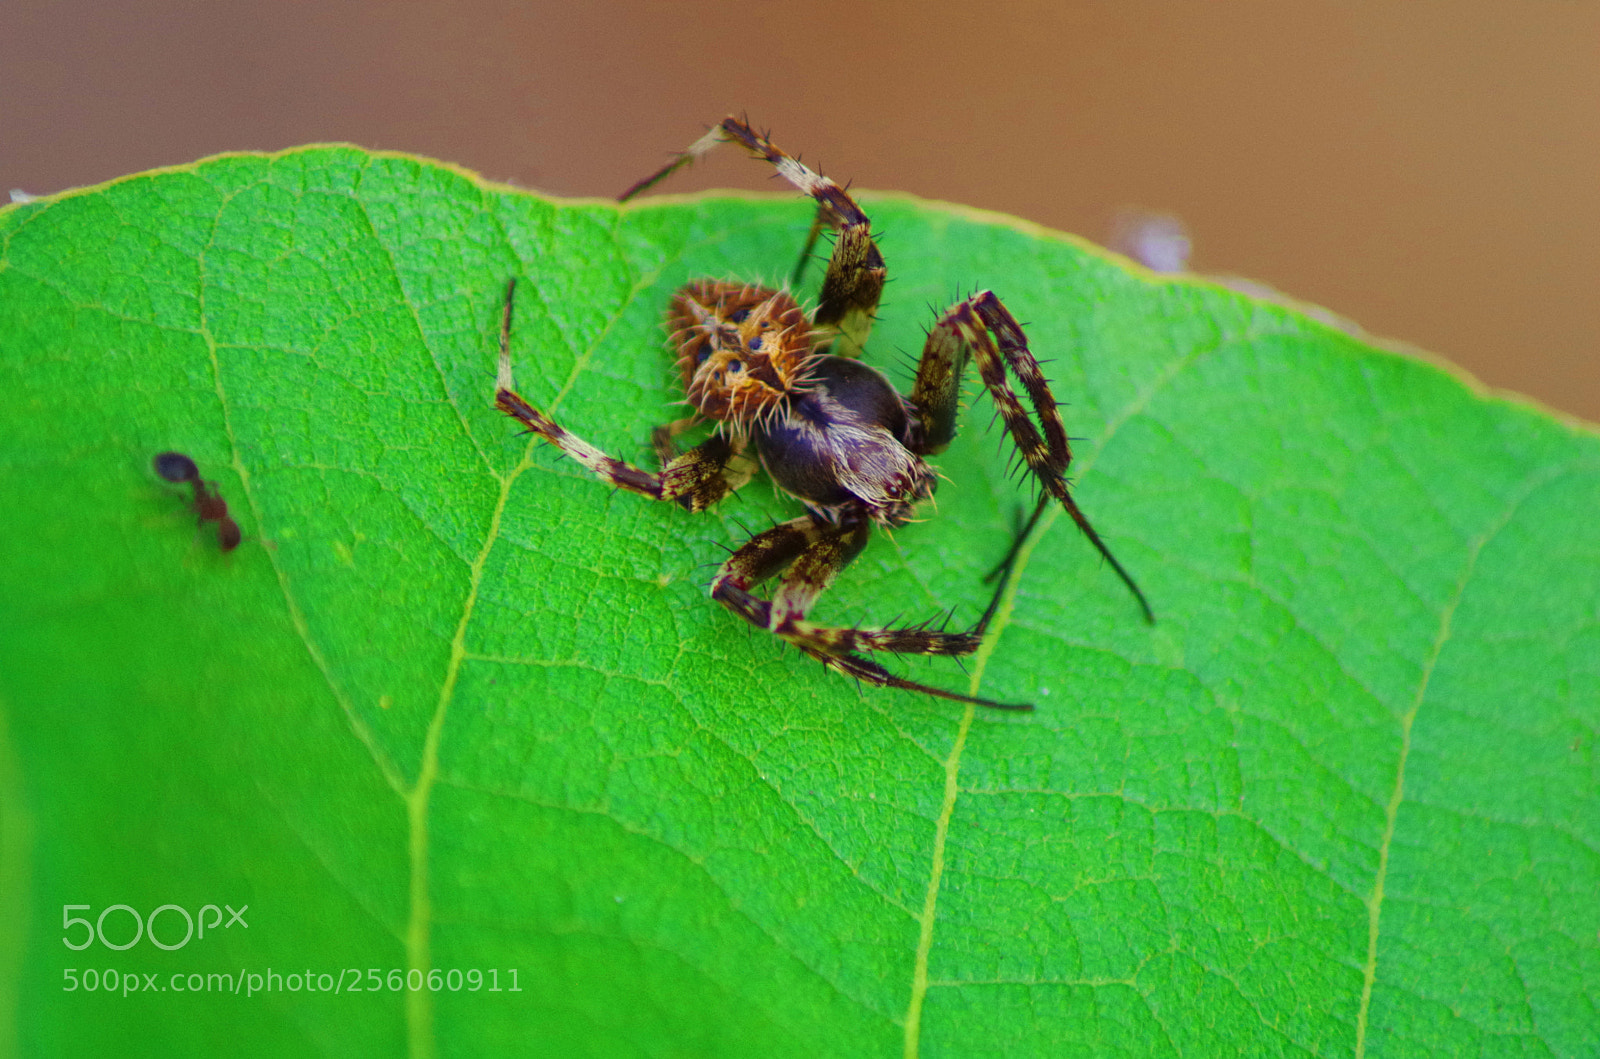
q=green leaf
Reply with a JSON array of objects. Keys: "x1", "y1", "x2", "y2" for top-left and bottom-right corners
[{"x1": 3, "y1": 146, "x2": 1596, "y2": 1058}]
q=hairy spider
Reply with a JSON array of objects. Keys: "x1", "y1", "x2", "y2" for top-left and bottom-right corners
[{"x1": 494, "y1": 118, "x2": 1152, "y2": 711}]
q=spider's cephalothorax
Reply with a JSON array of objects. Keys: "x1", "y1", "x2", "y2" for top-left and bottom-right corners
[
  {"x1": 494, "y1": 118, "x2": 1154, "y2": 711},
  {"x1": 667, "y1": 280, "x2": 815, "y2": 425}
]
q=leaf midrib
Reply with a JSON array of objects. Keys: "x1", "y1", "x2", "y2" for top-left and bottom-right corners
[
  {"x1": 396, "y1": 222, "x2": 684, "y2": 1058},
  {"x1": 1352, "y1": 459, "x2": 1578, "y2": 1059},
  {"x1": 898, "y1": 305, "x2": 1211, "y2": 1056}
]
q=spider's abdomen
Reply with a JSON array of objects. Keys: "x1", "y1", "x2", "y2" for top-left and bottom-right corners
[{"x1": 755, "y1": 357, "x2": 935, "y2": 526}]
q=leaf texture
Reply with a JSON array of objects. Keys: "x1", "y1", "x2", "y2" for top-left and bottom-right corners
[{"x1": 2, "y1": 147, "x2": 1596, "y2": 1058}]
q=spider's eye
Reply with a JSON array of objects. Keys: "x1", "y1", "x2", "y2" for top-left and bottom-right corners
[
  {"x1": 726, "y1": 360, "x2": 743, "y2": 373},
  {"x1": 728, "y1": 308, "x2": 750, "y2": 324},
  {"x1": 696, "y1": 343, "x2": 713, "y2": 364},
  {"x1": 747, "y1": 336, "x2": 762, "y2": 351}
]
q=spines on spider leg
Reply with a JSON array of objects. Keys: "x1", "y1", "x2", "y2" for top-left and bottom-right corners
[
  {"x1": 814, "y1": 222, "x2": 886, "y2": 359},
  {"x1": 769, "y1": 616, "x2": 985, "y2": 659},
  {"x1": 972, "y1": 291, "x2": 1072, "y2": 469},
  {"x1": 907, "y1": 310, "x2": 970, "y2": 455},
  {"x1": 979, "y1": 319, "x2": 1157, "y2": 622},
  {"x1": 710, "y1": 516, "x2": 990, "y2": 661},
  {"x1": 930, "y1": 290, "x2": 1156, "y2": 624},
  {"x1": 659, "y1": 434, "x2": 752, "y2": 512},
  {"x1": 965, "y1": 294, "x2": 1151, "y2": 620},
  {"x1": 694, "y1": 119, "x2": 884, "y2": 358}
]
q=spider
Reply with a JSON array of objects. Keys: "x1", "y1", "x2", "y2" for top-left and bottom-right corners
[{"x1": 493, "y1": 118, "x2": 1152, "y2": 711}]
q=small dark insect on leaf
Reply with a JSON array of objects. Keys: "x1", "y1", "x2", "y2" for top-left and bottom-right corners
[
  {"x1": 495, "y1": 118, "x2": 1155, "y2": 711},
  {"x1": 153, "y1": 451, "x2": 242, "y2": 551}
]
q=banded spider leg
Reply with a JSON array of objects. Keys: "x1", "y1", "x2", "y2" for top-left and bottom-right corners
[
  {"x1": 909, "y1": 291, "x2": 1155, "y2": 623},
  {"x1": 621, "y1": 117, "x2": 886, "y2": 358}
]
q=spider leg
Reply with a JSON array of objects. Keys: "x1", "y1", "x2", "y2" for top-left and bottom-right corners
[
  {"x1": 620, "y1": 117, "x2": 886, "y2": 359},
  {"x1": 910, "y1": 291, "x2": 1155, "y2": 623},
  {"x1": 709, "y1": 515, "x2": 1032, "y2": 710},
  {"x1": 649, "y1": 416, "x2": 701, "y2": 462},
  {"x1": 790, "y1": 203, "x2": 828, "y2": 287},
  {"x1": 982, "y1": 494, "x2": 1051, "y2": 586},
  {"x1": 495, "y1": 280, "x2": 752, "y2": 511}
]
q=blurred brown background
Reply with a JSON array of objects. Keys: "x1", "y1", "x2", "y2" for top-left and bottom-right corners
[{"x1": 6, "y1": 0, "x2": 1596, "y2": 423}]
